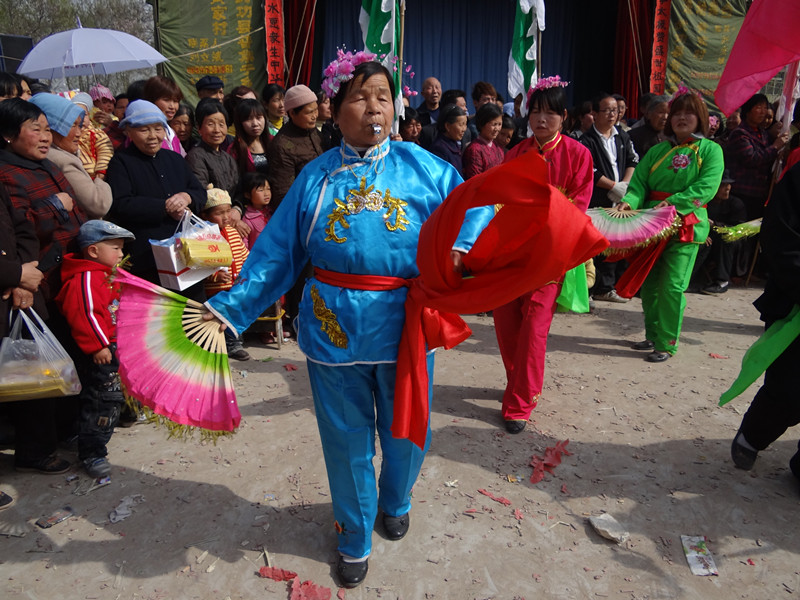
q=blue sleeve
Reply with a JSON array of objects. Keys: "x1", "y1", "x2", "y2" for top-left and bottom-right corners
[{"x1": 206, "y1": 170, "x2": 314, "y2": 334}]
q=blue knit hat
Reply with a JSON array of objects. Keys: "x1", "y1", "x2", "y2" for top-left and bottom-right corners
[
  {"x1": 28, "y1": 93, "x2": 84, "y2": 137},
  {"x1": 119, "y1": 100, "x2": 168, "y2": 130}
]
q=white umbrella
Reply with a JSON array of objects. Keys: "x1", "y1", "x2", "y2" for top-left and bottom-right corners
[{"x1": 18, "y1": 27, "x2": 167, "y2": 79}]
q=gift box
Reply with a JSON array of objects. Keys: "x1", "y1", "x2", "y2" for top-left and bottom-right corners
[{"x1": 150, "y1": 212, "x2": 228, "y2": 291}]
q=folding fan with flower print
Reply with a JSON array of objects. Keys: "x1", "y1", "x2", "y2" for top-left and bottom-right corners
[
  {"x1": 114, "y1": 269, "x2": 240, "y2": 438},
  {"x1": 586, "y1": 204, "x2": 680, "y2": 253}
]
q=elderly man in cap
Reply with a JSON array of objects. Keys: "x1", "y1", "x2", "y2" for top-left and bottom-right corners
[{"x1": 196, "y1": 75, "x2": 225, "y2": 102}]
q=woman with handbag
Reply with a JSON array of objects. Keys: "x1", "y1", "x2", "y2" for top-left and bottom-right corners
[{"x1": 0, "y1": 156, "x2": 70, "y2": 478}]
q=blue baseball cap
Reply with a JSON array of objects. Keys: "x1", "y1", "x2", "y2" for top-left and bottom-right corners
[{"x1": 77, "y1": 220, "x2": 135, "y2": 248}]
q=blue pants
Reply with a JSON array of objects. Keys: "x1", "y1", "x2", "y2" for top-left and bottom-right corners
[{"x1": 306, "y1": 356, "x2": 433, "y2": 559}]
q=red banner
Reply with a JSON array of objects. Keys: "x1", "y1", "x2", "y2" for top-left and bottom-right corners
[
  {"x1": 650, "y1": 0, "x2": 671, "y2": 94},
  {"x1": 265, "y1": 0, "x2": 285, "y2": 85}
]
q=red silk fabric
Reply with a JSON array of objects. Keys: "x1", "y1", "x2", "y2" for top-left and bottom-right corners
[{"x1": 392, "y1": 152, "x2": 609, "y2": 448}]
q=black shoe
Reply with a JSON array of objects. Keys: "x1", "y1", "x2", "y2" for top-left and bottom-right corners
[
  {"x1": 15, "y1": 455, "x2": 71, "y2": 474},
  {"x1": 383, "y1": 512, "x2": 410, "y2": 540},
  {"x1": 504, "y1": 420, "x2": 526, "y2": 434},
  {"x1": 702, "y1": 282, "x2": 729, "y2": 295},
  {"x1": 228, "y1": 348, "x2": 251, "y2": 361},
  {"x1": 336, "y1": 556, "x2": 368, "y2": 588},
  {"x1": 0, "y1": 491, "x2": 14, "y2": 511},
  {"x1": 790, "y1": 451, "x2": 800, "y2": 481},
  {"x1": 645, "y1": 351, "x2": 670, "y2": 363},
  {"x1": 631, "y1": 340, "x2": 654, "y2": 351},
  {"x1": 731, "y1": 431, "x2": 758, "y2": 470}
]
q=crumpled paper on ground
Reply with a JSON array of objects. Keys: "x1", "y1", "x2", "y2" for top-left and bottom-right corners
[{"x1": 109, "y1": 494, "x2": 145, "y2": 523}]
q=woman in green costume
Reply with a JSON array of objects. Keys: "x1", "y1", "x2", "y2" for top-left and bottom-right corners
[{"x1": 619, "y1": 89, "x2": 724, "y2": 362}]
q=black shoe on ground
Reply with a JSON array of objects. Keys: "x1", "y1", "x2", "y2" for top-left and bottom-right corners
[
  {"x1": 731, "y1": 431, "x2": 758, "y2": 470},
  {"x1": 383, "y1": 512, "x2": 410, "y2": 540},
  {"x1": 505, "y1": 420, "x2": 526, "y2": 434},
  {"x1": 83, "y1": 457, "x2": 112, "y2": 478},
  {"x1": 15, "y1": 455, "x2": 70, "y2": 474},
  {"x1": 228, "y1": 348, "x2": 251, "y2": 361},
  {"x1": 645, "y1": 351, "x2": 670, "y2": 363},
  {"x1": 0, "y1": 491, "x2": 14, "y2": 510},
  {"x1": 336, "y1": 556, "x2": 368, "y2": 588},
  {"x1": 632, "y1": 340, "x2": 654, "y2": 351},
  {"x1": 702, "y1": 282, "x2": 729, "y2": 295}
]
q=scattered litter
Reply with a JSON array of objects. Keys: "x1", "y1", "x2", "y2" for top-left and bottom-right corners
[
  {"x1": 35, "y1": 506, "x2": 73, "y2": 529},
  {"x1": 337, "y1": 589, "x2": 346, "y2": 600},
  {"x1": 477, "y1": 488, "x2": 511, "y2": 506},
  {"x1": 289, "y1": 575, "x2": 331, "y2": 600},
  {"x1": 589, "y1": 513, "x2": 629, "y2": 544},
  {"x1": 444, "y1": 480, "x2": 458, "y2": 488},
  {"x1": 240, "y1": 371, "x2": 248, "y2": 378},
  {"x1": 530, "y1": 439, "x2": 572, "y2": 484},
  {"x1": 708, "y1": 353, "x2": 729, "y2": 360},
  {"x1": 206, "y1": 557, "x2": 220, "y2": 573},
  {"x1": 506, "y1": 474, "x2": 522, "y2": 483},
  {"x1": 109, "y1": 494, "x2": 144, "y2": 524},
  {"x1": 283, "y1": 363, "x2": 299, "y2": 372},
  {"x1": 746, "y1": 558, "x2": 755, "y2": 566},
  {"x1": 514, "y1": 508, "x2": 524, "y2": 521},
  {"x1": 560, "y1": 483, "x2": 569, "y2": 495},
  {"x1": 73, "y1": 475, "x2": 111, "y2": 496},
  {"x1": 260, "y1": 357, "x2": 274, "y2": 362},
  {"x1": 196, "y1": 550, "x2": 209, "y2": 564},
  {"x1": 258, "y1": 566, "x2": 298, "y2": 581},
  {"x1": 264, "y1": 493, "x2": 277, "y2": 502},
  {"x1": 65, "y1": 474, "x2": 79, "y2": 482},
  {"x1": 681, "y1": 535, "x2": 718, "y2": 576}
]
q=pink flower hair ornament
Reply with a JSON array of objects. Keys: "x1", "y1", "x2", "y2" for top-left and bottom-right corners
[
  {"x1": 321, "y1": 48, "x2": 378, "y2": 99},
  {"x1": 526, "y1": 75, "x2": 569, "y2": 106},
  {"x1": 668, "y1": 82, "x2": 697, "y2": 106}
]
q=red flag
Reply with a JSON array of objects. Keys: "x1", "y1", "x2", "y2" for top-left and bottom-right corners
[{"x1": 715, "y1": 0, "x2": 800, "y2": 117}]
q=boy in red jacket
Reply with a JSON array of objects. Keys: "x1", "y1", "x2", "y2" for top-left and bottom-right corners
[{"x1": 56, "y1": 220, "x2": 135, "y2": 478}]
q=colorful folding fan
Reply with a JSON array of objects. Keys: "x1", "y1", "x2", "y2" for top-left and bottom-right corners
[
  {"x1": 114, "y1": 269, "x2": 240, "y2": 438},
  {"x1": 586, "y1": 205, "x2": 680, "y2": 252}
]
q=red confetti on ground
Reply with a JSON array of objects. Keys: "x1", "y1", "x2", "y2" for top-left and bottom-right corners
[
  {"x1": 283, "y1": 363, "x2": 299, "y2": 371},
  {"x1": 258, "y1": 566, "x2": 298, "y2": 581},
  {"x1": 747, "y1": 558, "x2": 755, "y2": 566},
  {"x1": 530, "y1": 439, "x2": 572, "y2": 484},
  {"x1": 560, "y1": 483, "x2": 569, "y2": 495},
  {"x1": 514, "y1": 508, "x2": 524, "y2": 521},
  {"x1": 709, "y1": 353, "x2": 729, "y2": 359},
  {"x1": 337, "y1": 589, "x2": 347, "y2": 600},
  {"x1": 477, "y1": 488, "x2": 512, "y2": 506},
  {"x1": 289, "y1": 576, "x2": 332, "y2": 600}
]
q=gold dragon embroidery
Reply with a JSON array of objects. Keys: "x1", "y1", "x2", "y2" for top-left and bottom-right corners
[
  {"x1": 310, "y1": 285, "x2": 348, "y2": 349},
  {"x1": 324, "y1": 177, "x2": 409, "y2": 243}
]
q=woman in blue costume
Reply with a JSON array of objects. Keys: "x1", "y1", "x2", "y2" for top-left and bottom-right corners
[{"x1": 204, "y1": 54, "x2": 492, "y2": 588}]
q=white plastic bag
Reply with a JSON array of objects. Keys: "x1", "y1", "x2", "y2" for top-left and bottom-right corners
[
  {"x1": 0, "y1": 308, "x2": 81, "y2": 402},
  {"x1": 150, "y1": 211, "x2": 227, "y2": 290}
]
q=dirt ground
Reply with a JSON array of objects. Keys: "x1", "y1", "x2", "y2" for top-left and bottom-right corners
[{"x1": 1, "y1": 284, "x2": 799, "y2": 600}]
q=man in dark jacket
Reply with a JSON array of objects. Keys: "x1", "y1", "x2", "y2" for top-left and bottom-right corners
[{"x1": 581, "y1": 92, "x2": 639, "y2": 303}]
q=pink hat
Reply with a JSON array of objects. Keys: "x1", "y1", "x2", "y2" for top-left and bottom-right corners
[
  {"x1": 283, "y1": 84, "x2": 317, "y2": 112},
  {"x1": 89, "y1": 84, "x2": 115, "y2": 103}
]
